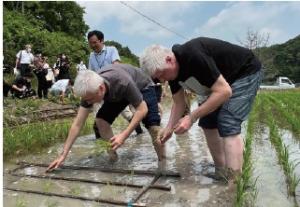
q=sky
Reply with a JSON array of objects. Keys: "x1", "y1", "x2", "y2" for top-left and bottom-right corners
[{"x1": 64, "y1": 1, "x2": 299, "y2": 56}]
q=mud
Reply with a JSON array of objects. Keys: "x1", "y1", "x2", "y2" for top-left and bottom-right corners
[{"x1": 3, "y1": 97, "x2": 240, "y2": 206}]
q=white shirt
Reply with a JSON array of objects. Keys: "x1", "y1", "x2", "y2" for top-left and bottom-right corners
[
  {"x1": 76, "y1": 63, "x2": 87, "y2": 71},
  {"x1": 16, "y1": 50, "x2": 34, "y2": 64},
  {"x1": 50, "y1": 79, "x2": 69, "y2": 92}
]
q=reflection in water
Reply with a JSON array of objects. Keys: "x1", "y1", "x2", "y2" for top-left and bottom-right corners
[
  {"x1": 4, "y1": 97, "x2": 248, "y2": 206},
  {"x1": 253, "y1": 126, "x2": 295, "y2": 207}
]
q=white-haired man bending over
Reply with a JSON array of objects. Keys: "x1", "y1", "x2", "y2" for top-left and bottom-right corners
[
  {"x1": 47, "y1": 64, "x2": 165, "y2": 172},
  {"x1": 140, "y1": 37, "x2": 262, "y2": 185}
]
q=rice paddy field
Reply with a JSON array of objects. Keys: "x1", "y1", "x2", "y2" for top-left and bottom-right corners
[
  {"x1": 237, "y1": 89, "x2": 300, "y2": 206},
  {"x1": 3, "y1": 89, "x2": 300, "y2": 207}
]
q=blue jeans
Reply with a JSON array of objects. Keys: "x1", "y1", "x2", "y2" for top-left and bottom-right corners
[{"x1": 198, "y1": 70, "x2": 262, "y2": 137}]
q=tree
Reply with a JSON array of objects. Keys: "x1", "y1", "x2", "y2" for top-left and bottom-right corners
[
  {"x1": 3, "y1": 1, "x2": 89, "y2": 39},
  {"x1": 237, "y1": 28, "x2": 270, "y2": 59},
  {"x1": 105, "y1": 40, "x2": 139, "y2": 66}
]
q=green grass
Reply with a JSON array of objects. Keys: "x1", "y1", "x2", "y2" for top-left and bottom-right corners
[{"x1": 3, "y1": 116, "x2": 94, "y2": 160}]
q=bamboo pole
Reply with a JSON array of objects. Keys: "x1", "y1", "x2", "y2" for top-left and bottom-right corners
[
  {"x1": 4, "y1": 187, "x2": 146, "y2": 207},
  {"x1": 9, "y1": 173, "x2": 171, "y2": 191},
  {"x1": 32, "y1": 106, "x2": 78, "y2": 113},
  {"x1": 130, "y1": 174, "x2": 161, "y2": 203},
  {"x1": 17, "y1": 162, "x2": 181, "y2": 177}
]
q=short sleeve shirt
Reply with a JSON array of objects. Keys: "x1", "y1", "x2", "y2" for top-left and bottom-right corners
[
  {"x1": 16, "y1": 50, "x2": 34, "y2": 64},
  {"x1": 169, "y1": 37, "x2": 261, "y2": 94},
  {"x1": 81, "y1": 64, "x2": 154, "y2": 109},
  {"x1": 88, "y1": 45, "x2": 120, "y2": 72},
  {"x1": 50, "y1": 79, "x2": 69, "y2": 92}
]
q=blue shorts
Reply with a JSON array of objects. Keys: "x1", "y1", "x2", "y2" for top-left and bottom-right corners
[
  {"x1": 198, "y1": 70, "x2": 262, "y2": 137},
  {"x1": 96, "y1": 86, "x2": 160, "y2": 128}
]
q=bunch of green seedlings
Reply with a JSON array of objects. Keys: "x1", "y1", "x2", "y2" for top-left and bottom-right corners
[
  {"x1": 93, "y1": 139, "x2": 112, "y2": 155},
  {"x1": 264, "y1": 92, "x2": 300, "y2": 137},
  {"x1": 234, "y1": 96, "x2": 259, "y2": 207},
  {"x1": 264, "y1": 96, "x2": 300, "y2": 197}
]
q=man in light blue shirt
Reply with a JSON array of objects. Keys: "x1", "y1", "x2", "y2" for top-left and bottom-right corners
[
  {"x1": 87, "y1": 30, "x2": 120, "y2": 72},
  {"x1": 87, "y1": 30, "x2": 143, "y2": 136}
]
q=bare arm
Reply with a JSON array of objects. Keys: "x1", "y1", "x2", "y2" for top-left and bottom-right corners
[
  {"x1": 46, "y1": 106, "x2": 90, "y2": 171},
  {"x1": 174, "y1": 75, "x2": 232, "y2": 134},
  {"x1": 159, "y1": 88, "x2": 186, "y2": 143},
  {"x1": 166, "y1": 88, "x2": 186, "y2": 130},
  {"x1": 190, "y1": 75, "x2": 232, "y2": 121},
  {"x1": 12, "y1": 84, "x2": 23, "y2": 92},
  {"x1": 15, "y1": 58, "x2": 20, "y2": 68},
  {"x1": 111, "y1": 101, "x2": 148, "y2": 150}
]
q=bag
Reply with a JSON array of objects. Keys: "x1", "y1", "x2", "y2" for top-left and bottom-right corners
[
  {"x1": 46, "y1": 71, "x2": 54, "y2": 81},
  {"x1": 16, "y1": 50, "x2": 23, "y2": 69},
  {"x1": 13, "y1": 67, "x2": 20, "y2": 76},
  {"x1": 53, "y1": 69, "x2": 60, "y2": 77}
]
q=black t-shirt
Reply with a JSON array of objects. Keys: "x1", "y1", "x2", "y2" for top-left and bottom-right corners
[
  {"x1": 169, "y1": 37, "x2": 261, "y2": 94},
  {"x1": 13, "y1": 76, "x2": 31, "y2": 89}
]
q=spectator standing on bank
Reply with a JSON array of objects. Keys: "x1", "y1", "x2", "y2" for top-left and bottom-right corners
[
  {"x1": 33, "y1": 57, "x2": 49, "y2": 99},
  {"x1": 42, "y1": 56, "x2": 55, "y2": 88},
  {"x1": 15, "y1": 44, "x2": 34, "y2": 77},
  {"x1": 54, "y1": 53, "x2": 71, "y2": 81},
  {"x1": 76, "y1": 60, "x2": 87, "y2": 72}
]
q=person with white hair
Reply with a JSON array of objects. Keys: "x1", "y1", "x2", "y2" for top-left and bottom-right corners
[
  {"x1": 139, "y1": 37, "x2": 262, "y2": 185},
  {"x1": 46, "y1": 64, "x2": 165, "y2": 172},
  {"x1": 15, "y1": 44, "x2": 34, "y2": 76}
]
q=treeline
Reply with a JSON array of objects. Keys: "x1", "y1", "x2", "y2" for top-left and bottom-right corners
[
  {"x1": 259, "y1": 35, "x2": 300, "y2": 83},
  {"x1": 3, "y1": 1, "x2": 139, "y2": 78}
]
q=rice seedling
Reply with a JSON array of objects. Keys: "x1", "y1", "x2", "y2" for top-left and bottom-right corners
[
  {"x1": 3, "y1": 116, "x2": 94, "y2": 159},
  {"x1": 45, "y1": 200, "x2": 59, "y2": 207},
  {"x1": 68, "y1": 185, "x2": 82, "y2": 196},
  {"x1": 93, "y1": 139, "x2": 112, "y2": 155},
  {"x1": 234, "y1": 96, "x2": 260, "y2": 206},
  {"x1": 265, "y1": 98, "x2": 300, "y2": 197},
  {"x1": 16, "y1": 196, "x2": 27, "y2": 207},
  {"x1": 265, "y1": 93, "x2": 300, "y2": 137},
  {"x1": 42, "y1": 179, "x2": 54, "y2": 193}
]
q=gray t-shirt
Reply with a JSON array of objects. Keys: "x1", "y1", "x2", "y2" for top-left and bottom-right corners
[{"x1": 81, "y1": 64, "x2": 154, "y2": 108}]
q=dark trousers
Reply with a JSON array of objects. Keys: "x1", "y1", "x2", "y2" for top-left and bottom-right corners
[
  {"x1": 20, "y1": 64, "x2": 30, "y2": 76},
  {"x1": 37, "y1": 83, "x2": 48, "y2": 98}
]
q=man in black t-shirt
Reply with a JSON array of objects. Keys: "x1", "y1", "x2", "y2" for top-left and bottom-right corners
[
  {"x1": 46, "y1": 64, "x2": 165, "y2": 172},
  {"x1": 140, "y1": 37, "x2": 262, "y2": 183}
]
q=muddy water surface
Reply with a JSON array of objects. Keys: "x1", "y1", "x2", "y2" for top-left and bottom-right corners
[{"x1": 4, "y1": 98, "x2": 238, "y2": 207}]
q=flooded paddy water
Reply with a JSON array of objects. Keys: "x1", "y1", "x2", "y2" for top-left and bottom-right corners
[{"x1": 3, "y1": 95, "x2": 300, "y2": 206}]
